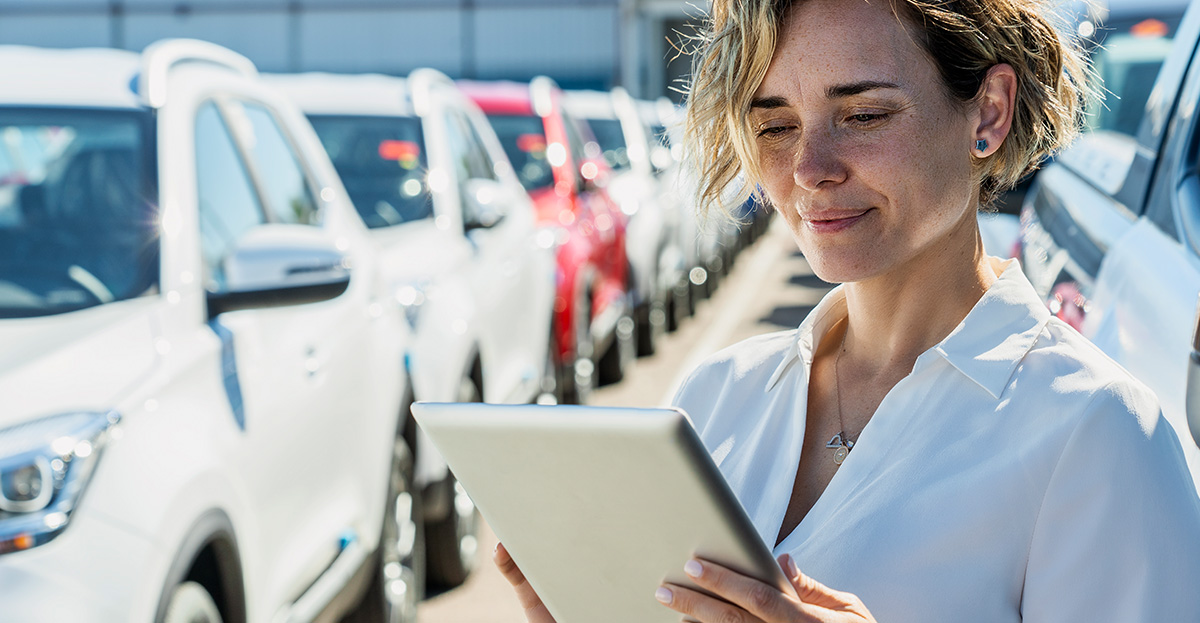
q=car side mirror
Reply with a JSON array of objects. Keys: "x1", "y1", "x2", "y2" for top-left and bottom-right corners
[
  {"x1": 207, "y1": 224, "x2": 352, "y2": 318},
  {"x1": 463, "y1": 178, "x2": 508, "y2": 231},
  {"x1": 1187, "y1": 296, "x2": 1200, "y2": 448}
]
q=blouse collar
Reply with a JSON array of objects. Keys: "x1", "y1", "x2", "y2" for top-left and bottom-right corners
[{"x1": 765, "y1": 259, "x2": 1051, "y2": 399}]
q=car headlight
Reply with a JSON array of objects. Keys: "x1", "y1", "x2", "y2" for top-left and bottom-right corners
[
  {"x1": 0, "y1": 411, "x2": 119, "y2": 555},
  {"x1": 395, "y1": 284, "x2": 427, "y2": 329}
]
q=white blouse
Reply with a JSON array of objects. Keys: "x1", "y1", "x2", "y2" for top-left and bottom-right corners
[{"x1": 672, "y1": 260, "x2": 1200, "y2": 622}]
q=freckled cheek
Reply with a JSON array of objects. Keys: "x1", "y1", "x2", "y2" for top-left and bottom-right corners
[{"x1": 756, "y1": 151, "x2": 797, "y2": 203}]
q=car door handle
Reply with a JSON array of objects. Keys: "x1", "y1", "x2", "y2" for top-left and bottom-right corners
[{"x1": 304, "y1": 347, "x2": 322, "y2": 377}]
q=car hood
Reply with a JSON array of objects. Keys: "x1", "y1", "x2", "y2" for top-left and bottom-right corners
[{"x1": 0, "y1": 298, "x2": 160, "y2": 429}]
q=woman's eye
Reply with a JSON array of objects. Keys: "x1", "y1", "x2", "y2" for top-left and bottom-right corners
[
  {"x1": 847, "y1": 113, "x2": 888, "y2": 126},
  {"x1": 756, "y1": 125, "x2": 793, "y2": 138}
]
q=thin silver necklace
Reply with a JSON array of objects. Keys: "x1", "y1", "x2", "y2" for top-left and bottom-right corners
[{"x1": 826, "y1": 321, "x2": 855, "y2": 466}]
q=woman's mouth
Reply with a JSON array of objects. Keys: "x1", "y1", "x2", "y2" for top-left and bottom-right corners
[{"x1": 804, "y1": 209, "x2": 873, "y2": 234}]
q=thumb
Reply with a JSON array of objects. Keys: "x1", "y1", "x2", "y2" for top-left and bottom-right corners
[{"x1": 778, "y1": 554, "x2": 847, "y2": 607}]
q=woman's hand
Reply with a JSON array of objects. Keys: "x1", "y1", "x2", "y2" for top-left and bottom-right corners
[
  {"x1": 657, "y1": 554, "x2": 877, "y2": 623},
  {"x1": 493, "y1": 542, "x2": 557, "y2": 623}
]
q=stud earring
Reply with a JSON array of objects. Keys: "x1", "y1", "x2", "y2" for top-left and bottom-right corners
[{"x1": 975, "y1": 139, "x2": 988, "y2": 153}]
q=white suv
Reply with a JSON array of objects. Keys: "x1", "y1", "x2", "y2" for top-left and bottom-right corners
[
  {"x1": 0, "y1": 41, "x2": 422, "y2": 622},
  {"x1": 269, "y1": 69, "x2": 556, "y2": 588}
]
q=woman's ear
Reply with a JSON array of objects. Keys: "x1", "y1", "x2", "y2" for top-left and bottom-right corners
[{"x1": 972, "y1": 64, "x2": 1017, "y2": 158}]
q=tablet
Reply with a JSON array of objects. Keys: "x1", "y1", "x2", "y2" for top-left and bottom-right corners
[{"x1": 411, "y1": 402, "x2": 793, "y2": 623}]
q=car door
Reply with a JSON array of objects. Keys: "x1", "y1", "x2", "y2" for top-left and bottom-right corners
[
  {"x1": 463, "y1": 102, "x2": 553, "y2": 402},
  {"x1": 443, "y1": 103, "x2": 545, "y2": 402},
  {"x1": 561, "y1": 108, "x2": 627, "y2": 330},
  {"x1": 195, "y1": 98, "x2": 373, "y2": 605},
  {"x1": 1095, "y1": 7, "x2": 1200, "y2": 476}
]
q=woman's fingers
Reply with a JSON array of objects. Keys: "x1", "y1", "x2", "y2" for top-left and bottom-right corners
[
  {"x1": 685, "y1": 558, "x2": 796, "y2": 620},
  {"x1": 657, "y1": 582, "x2": 767, "y2": 623},
  {"x1": 493, "y1": 542, "x2": 558, "y2": 623},
  {"x1": 778, "y1": 554, "x2": 877, "y2": 622}
]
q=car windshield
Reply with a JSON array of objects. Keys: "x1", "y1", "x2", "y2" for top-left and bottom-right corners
[
  {"x1": 1087, "y1": 16, "x2": 1183, "y2": 136},
  {"x1": 0, "y1": 108, "x2": 157, "y2": 319},
  {"x1": 486, "y1": 114, "x2": 555, "y2": 193},
  {"x1": 585, "y1": 118, "x2": 630, "y2": 170},
  {"x1": 308, "y1": 115, "x2": 434, "y2": 229}
]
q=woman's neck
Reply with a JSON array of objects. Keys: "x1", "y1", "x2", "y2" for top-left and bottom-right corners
[{"x1": 839, "y1": 209, "x2": 998, "y2": 376}]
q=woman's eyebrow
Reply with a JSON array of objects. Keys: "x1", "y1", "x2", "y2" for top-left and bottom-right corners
[
  {"x1": 826, "y1": 80, "x2": 901, "y2": 99},
  {"x1": 750, "y1": 81, "x2": 901, "y2": 109},
  {"x1": 750, "y1": 96, "x2": 789, "y2": 109}
]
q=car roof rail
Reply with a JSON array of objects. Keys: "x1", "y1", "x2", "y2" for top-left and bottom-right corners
[{"x1": 139, "y1": 39, "x2": 258, "y2": 108}]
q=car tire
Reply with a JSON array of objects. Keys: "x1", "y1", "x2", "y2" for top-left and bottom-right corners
[
  {"x1": 425, "y1": 378, "x2": 482, "y2": 589},
  {"x1": 598, "y1": 308, "x2": 636, "y2": 385},
  {"x1": 345, "y1": 435, "x2": 424, "y2": 623},
  {"x1": 668, "y1": 279, "x2": 691, "y2": 332},
  {"x1": 162, "y1": 582, "x2": 222, "y2": 623}
]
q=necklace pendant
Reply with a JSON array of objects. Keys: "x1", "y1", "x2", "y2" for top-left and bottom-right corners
[{"x1": 827, "y1": 432, "x2": 854, "y2": 466}]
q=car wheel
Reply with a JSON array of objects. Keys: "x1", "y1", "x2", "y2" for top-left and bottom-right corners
[
  {"x1": 668, "y1": 278, "x2": 691, "y2": 332},
  {"x1": 598, "y1": 308, "x2": 636, "y2": 386},
  {"x1": 162, "y1": 582, "x2": 222, "y2": 623},
  {"x1": 345, "y1": 435, "x2": 424, "y2": 623},
  {"x1": 425, "y1": 378, "x2": 482, "y2": 589}
]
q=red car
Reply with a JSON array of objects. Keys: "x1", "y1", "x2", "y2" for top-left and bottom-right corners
[{"x1": 460, "y1": 77, "x2": 631, "y2": 404}]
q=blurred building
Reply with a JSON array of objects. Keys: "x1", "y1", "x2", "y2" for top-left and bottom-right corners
[{"x1": 0, "y1": 0, "x2": 699, "y2": 100}]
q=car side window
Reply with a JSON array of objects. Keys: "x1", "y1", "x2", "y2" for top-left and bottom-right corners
[
  {"x1": 461, "y1": 114, "x2": 499, "y2": 182},
  {"x1": 232, "y1": 101, "x2": 320, "y2": 226},
  {"x1": 195, "y1": 102, "x2": 267, "y2": 292},
  {"x1": 1085, "y1": 21, "x2": 1179, "y2": 139},
  {"x1": 442, "y1": 109, "x2": 474, "y2": 187}
]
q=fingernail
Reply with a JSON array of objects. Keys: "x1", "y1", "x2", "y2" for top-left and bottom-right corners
[
  {"x1": 786, "y1": 554, "x2": 800, "y2": 577},
  {"x1": 683, "y1": 559, "x2": 703, "y2": 578},
  {"x1": 655, "y1": 587, "x2": 673, "y2": 604}
]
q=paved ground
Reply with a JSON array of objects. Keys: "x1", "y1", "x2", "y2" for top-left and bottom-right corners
[{"x1": 416, "y1": 218, "x2": 836, "y2": 622}]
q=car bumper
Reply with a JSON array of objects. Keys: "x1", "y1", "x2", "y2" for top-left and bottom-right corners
[{"x1": 0, "y1": 510, "x2": 159, "y2": 621}]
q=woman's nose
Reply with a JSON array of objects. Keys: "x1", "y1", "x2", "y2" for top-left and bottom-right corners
[{"x1": 792, "y1": 132, "x2": 848, "y2": 191}]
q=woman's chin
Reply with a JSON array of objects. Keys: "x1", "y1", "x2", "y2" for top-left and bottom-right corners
[{"x1": 802, "y1": 252, "x2": 880, "y2": 286}]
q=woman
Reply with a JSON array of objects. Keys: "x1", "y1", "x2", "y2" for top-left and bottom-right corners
[{"x1": 496, "y1": 0, "x2": 1200, "y2": 620}]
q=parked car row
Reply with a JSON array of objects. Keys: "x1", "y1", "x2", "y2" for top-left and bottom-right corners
[{"x1": 0, "y1": 38, "x2": 771, "y2": 623}]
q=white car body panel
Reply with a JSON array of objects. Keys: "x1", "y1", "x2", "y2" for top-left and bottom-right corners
[{"x1": 1083, "y1": 217, "x2": 1200, "y2": 484}]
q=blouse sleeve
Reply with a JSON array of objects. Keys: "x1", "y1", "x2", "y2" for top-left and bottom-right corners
[
  {"x1": 670, "y1": 366, "x2": 713, "y2": 433},
  {"x1": 1021, "y1": 381, "x2": 1200, "y2": 621}
]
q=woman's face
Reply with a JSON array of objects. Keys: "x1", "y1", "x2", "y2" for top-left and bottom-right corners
[{"x1": 751, "y1": 0, "x2": 980, "y2": 283}]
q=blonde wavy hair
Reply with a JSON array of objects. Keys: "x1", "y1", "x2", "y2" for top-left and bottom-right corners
[{"x1": 684, "y1": 0, "x2": 1092, "y2": 217}]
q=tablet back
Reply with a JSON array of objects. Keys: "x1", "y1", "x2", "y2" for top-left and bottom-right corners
[{"x1": 412, "y1": 402, "x2": 791, "y2": 623}]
